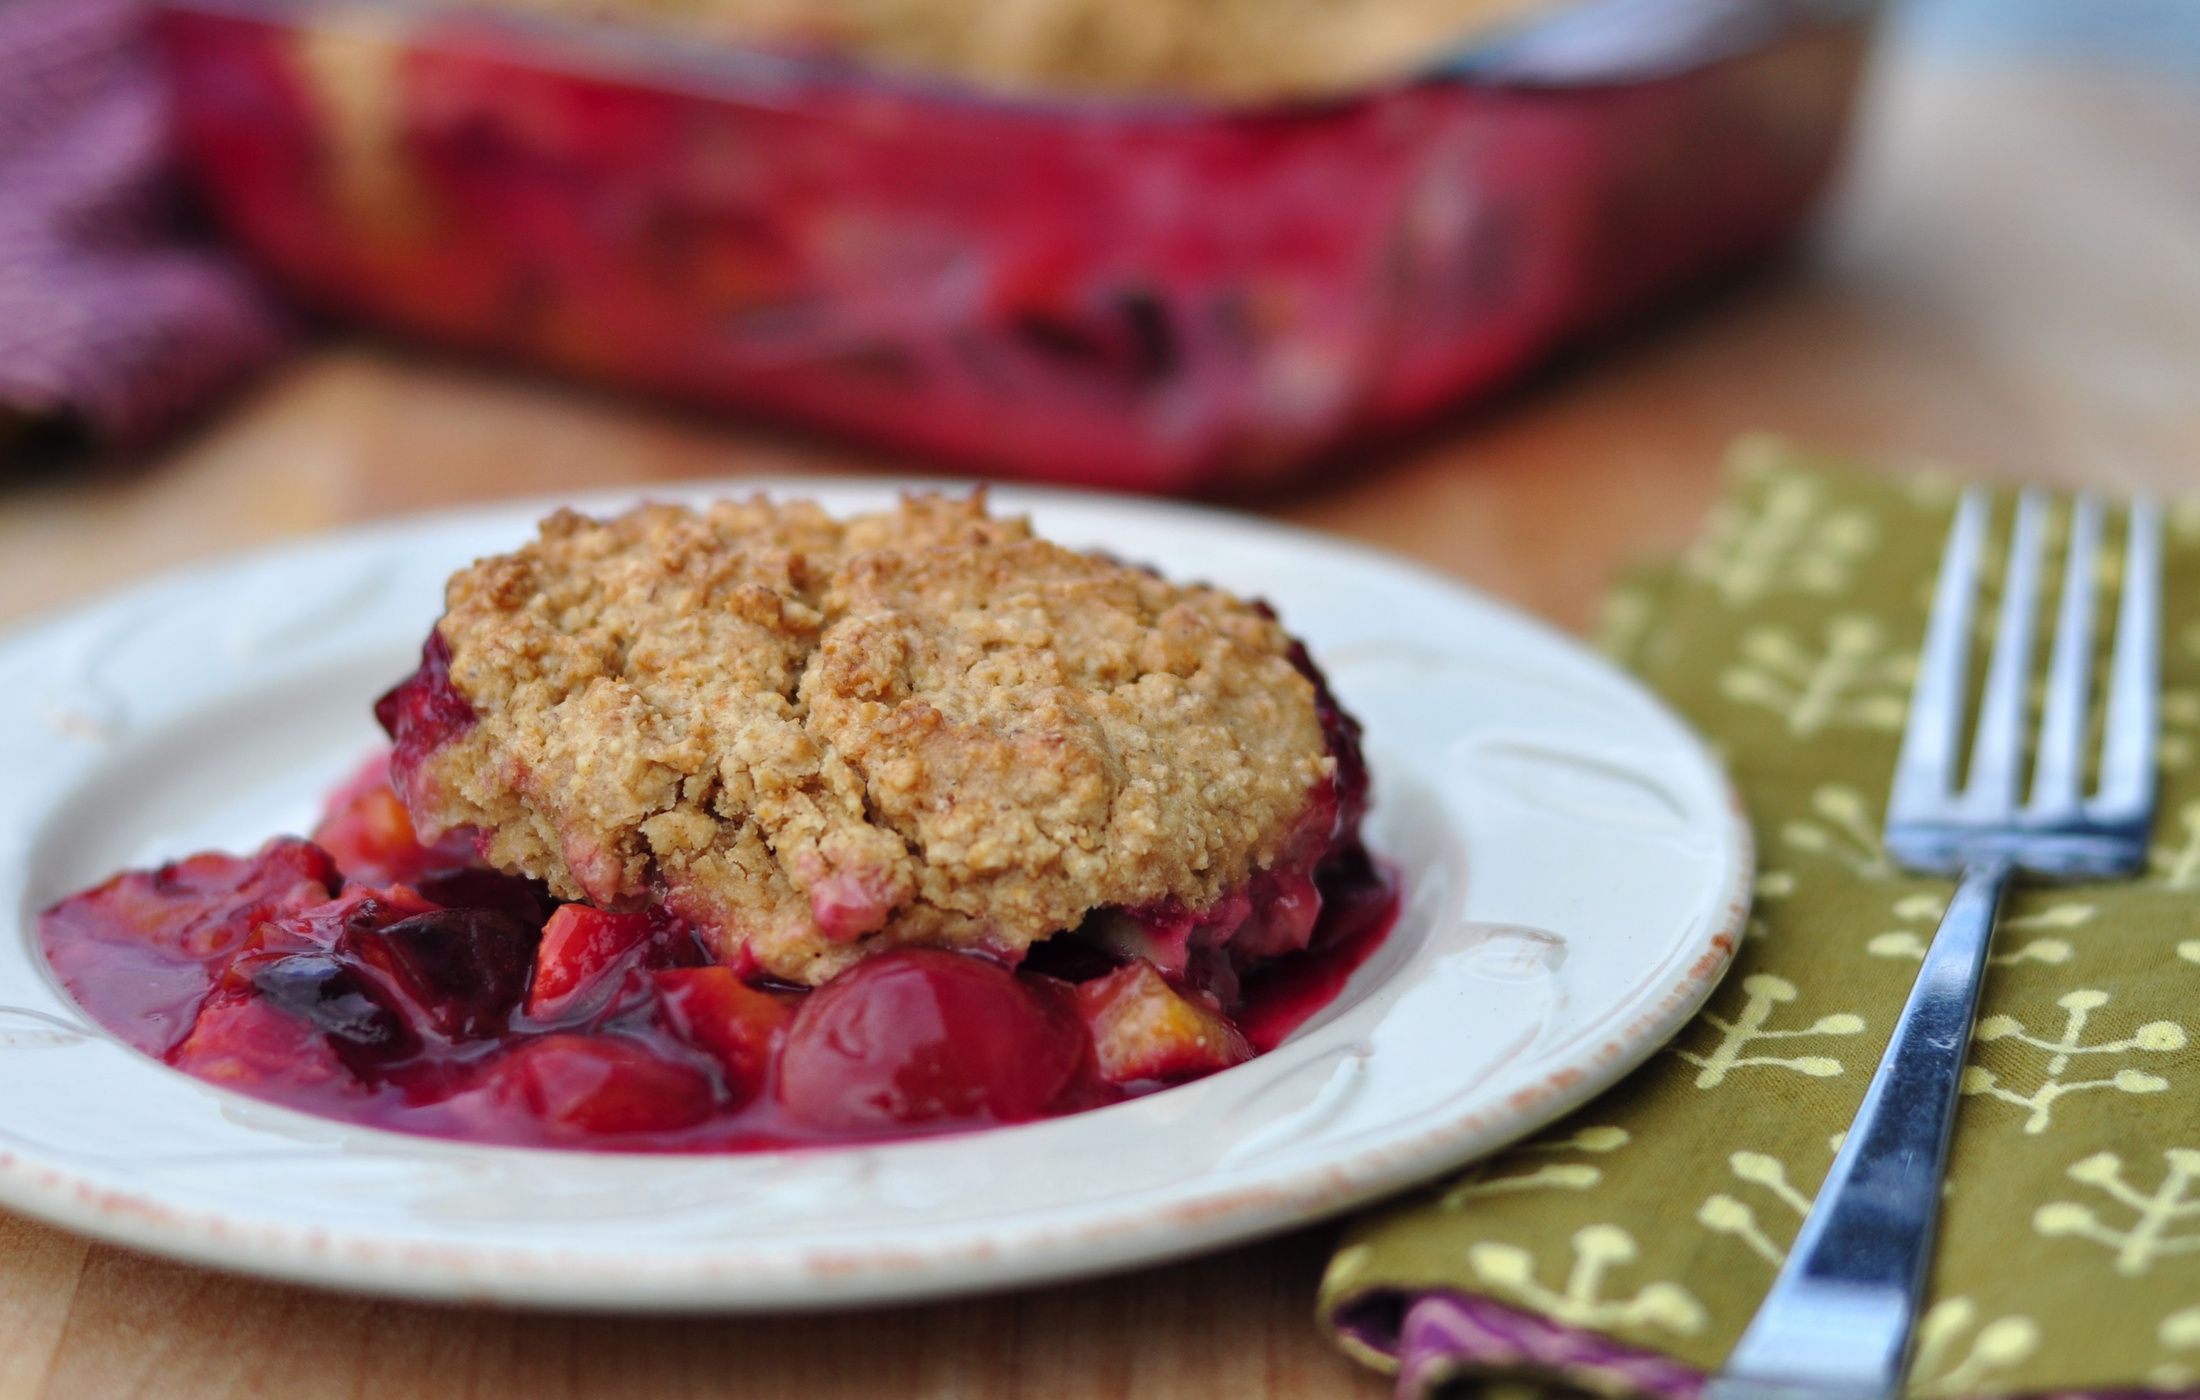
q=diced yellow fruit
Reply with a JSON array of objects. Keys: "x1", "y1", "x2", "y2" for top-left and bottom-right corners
[{"x1": 1073, "y1": 962, "x2": 1250, "y2": 1084}]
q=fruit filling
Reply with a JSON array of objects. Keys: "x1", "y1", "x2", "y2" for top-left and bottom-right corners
[
  {"x1": 41, "y1": 498, "x2": 1398, "y2": 1152},
  {"x1": 38, "y1": 754, "x2": 1396, "y2": 1152}
]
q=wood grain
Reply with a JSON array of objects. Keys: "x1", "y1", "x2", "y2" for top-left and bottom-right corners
[
  {"x1": 24, "y1": 1231, "x2": 1363, "y2": 1400},
  {"x1": 3, "y1": 53, "x2": 2197, "y2": 1400}
]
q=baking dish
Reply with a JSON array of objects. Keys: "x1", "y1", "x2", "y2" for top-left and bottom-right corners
[{"x1": 156, "y1": 0, "x2": 1874, "y2": 492}]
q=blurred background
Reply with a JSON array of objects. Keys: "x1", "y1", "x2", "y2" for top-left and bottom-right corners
[
  {"x1": 2, "y1": 0, "x2": 2196, "y2": 626},
  {"x1": 1905, "y1": 0, "x2": 2198, "y2": 76}
]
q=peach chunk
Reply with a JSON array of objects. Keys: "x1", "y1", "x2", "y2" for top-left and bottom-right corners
[{"x1": 1070, "y1": 962, "x2": 1251, "y2": 1085}]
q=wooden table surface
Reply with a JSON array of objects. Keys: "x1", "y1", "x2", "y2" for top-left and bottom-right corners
[{"x1": 4, "y1": 46, "x2": 2198, "y2": 1400}]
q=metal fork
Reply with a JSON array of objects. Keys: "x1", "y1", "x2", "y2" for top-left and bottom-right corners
[{"x1": 1708, "y1": 489, "x2": 2162, "y2": 1400}]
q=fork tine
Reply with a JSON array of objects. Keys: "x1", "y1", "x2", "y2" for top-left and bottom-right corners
[
  {"x1": 1719, "y1": 492, "x2": 2160, "y2": 1400},
  {"x1": 1965, "y1": 491, "x2": 2050, "y2": 812},
  {"x1": 1890, "y1": 489, "x2": 1991, "y2": 820},
  {"x1": 2028, "y1": 495, "x2": 2103, "y2": 816},
  {"x1": 2095, "y1": 498, "x2": 2162, "y2": 819}
]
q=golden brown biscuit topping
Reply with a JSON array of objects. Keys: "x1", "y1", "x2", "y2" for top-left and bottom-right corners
[
  {"x1": 395, "y1": 493, "x2": 1337, "y2": 984},
  {"x1": 473, "y1": 0, "x2": 1560, "y2": 101}
]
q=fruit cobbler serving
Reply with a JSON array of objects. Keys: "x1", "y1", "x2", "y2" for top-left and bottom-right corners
[
  {"x1": 39, "y1": 494, "x2": 1394, "y2": 1151},
  {"x1": 486, "y1": 0, "x2": 1565, "y2": 101}
]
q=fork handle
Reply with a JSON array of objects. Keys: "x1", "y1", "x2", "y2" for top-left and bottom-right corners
[{"x1": 1707, "y1": 859, "x2": 2012, "y2": 1400}]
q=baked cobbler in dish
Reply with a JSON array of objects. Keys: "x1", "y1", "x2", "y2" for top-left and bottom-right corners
[
  {"x1": 482, "y1": 0, "x2": 1565, "y2": 100},
  {"x1": 40, "y1": 494, "x2": 1394, "y2": 1150}
]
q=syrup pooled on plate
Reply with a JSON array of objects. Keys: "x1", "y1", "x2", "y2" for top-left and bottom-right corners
[{"x1": 39, "y1": 755, "x2": 1397, "y2": 1152}]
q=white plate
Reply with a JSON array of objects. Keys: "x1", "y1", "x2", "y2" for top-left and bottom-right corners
[{"x1": 0, "y1": 482, "x2": 1748, "y2": 1310}]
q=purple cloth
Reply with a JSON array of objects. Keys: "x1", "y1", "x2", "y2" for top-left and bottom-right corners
[
  {"x1": 1334, "y1": 1291, "x2": 1706, "y2": 1398},
  {"x1": 1334, "y1": 1291, "x2": 2200, "y2": 1400},
  {"x1": 0, "y1": 0, "x2": 289, "y2": 452}
]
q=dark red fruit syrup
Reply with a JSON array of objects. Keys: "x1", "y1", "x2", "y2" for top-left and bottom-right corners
[{"x1": 39, "y1": 630, "x2": 1395, "y2": 1153}]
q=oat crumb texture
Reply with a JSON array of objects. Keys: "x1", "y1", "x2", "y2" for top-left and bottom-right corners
[
  {"x1": 476, "y1": 0, "x2": 1558, "y2": 100},
  {"x1": 408, "y1": 494, "x2": 1336, "y2": 983}
]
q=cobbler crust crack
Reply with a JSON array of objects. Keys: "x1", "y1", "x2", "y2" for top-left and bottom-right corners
[{"x1": 392, "y1": 493, "x2": 1337, "y2": 985}]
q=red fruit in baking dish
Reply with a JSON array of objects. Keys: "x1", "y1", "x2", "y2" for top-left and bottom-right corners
[
  {"x1": 653, "y1": 967, "x2": 793, "y2": 1107},
  {"x1": 37, "y1": 839, "x2": 342, "y2": 1056},
  {"x1": 776, "y1": 950, "x2": 1086, "y2": 1132},
  {"x1": 526, "y1": 905, "x2": 659, "y2": 1020},
  {"x1": 491, "y1": 1034, "x2": 716, "y2": 1137}
]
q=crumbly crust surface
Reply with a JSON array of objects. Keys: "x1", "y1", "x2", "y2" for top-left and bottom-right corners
[
  {"x1": 404, "y1": 494, "x2": 1335, "y2": 984},
  {"x1": 478, "y1": 0, "x2": 1560, "y2": 100}
]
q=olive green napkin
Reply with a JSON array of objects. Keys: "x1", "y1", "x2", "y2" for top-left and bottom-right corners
[{"x1": 1323, "y1": 439, "x2": 2200, "y2": 1398}]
